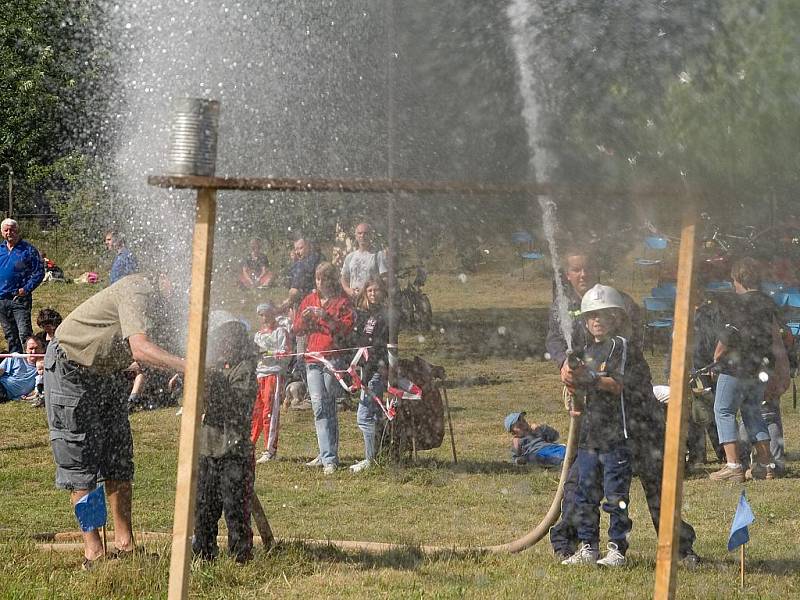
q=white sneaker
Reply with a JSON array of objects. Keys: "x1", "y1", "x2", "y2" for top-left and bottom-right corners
[
  {"x1": 323, "y1": 464, "x2": 337, "y2": 475},
  {"x1": 175, "y1": 407, "x2": 183, "y2": 416},
  {"x1": 349, "y1": 459, "x2": 371, "y2": 473},
  {"x1": 256, "y1": 451, "x2": 275, "y2": 464},
  {"x1": 596, "y1": 542, "x2": 626, "y2": 567},
  {"x1": 561, "y1": 543, "x2": 599, "y2": 565},
  {"x1": 305, "y1": 456, "x2": 322, "y2": 467}
]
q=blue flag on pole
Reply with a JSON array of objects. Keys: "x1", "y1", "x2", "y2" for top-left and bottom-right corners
[
  {"x1": 727, "y1": 490, "x2": 755, "y2": 551},
  {"x1": 74, "y1": 485, "x2": 107, "y2": 532}
]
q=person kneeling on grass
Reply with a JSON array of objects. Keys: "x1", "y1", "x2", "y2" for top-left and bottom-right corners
[
  {"x1": 504, "y1": 411, "x2": 566, "y2": 467},
  {"x1": 561, "y1": 284, "x2": 632, "y2": 568},
  {"x1": 193, "y1": 311, "x2": 258, "y2": 564}
]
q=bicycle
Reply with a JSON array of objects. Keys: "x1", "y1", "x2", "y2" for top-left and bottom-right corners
[{"x1": 394, "y1": 265, "x2": 432, "y2": 331}]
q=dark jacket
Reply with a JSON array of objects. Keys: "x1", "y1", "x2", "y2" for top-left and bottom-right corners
[
  {"x1": 351, "y1": 306, "x2": 389, "y2": 380},
  {"x1": 546, "y1": 284, "x2": 664, "y2": 452},
  {"x1": 199, "y1": 357, "x2": 258, "y2": 458}
]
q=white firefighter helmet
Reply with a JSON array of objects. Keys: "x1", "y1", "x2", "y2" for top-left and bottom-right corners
[
  {"x1": 208, "y1": 309, "x2": 249, "y2": 334},
  {"x1": 580, "y1": 284, "x2": 624, "y2": 314}
]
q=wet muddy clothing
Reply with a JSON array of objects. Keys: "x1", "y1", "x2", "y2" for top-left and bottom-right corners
[
  {"x1": 194, "y1": 358, "x2": 258, "y2": 562},
  {"x1": 193, "y1": 453, "x2": 254, "y2": 562},
  {"x1": 199, "y1": 361, "x2": 258, "y2": 458},
  {"x1": 44, "y1": 339, "x2": 134, "y2": 490}
]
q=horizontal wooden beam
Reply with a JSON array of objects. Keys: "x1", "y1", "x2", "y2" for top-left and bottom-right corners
[{"x1": 147, "y1": 175, "x2": 685, "y2": 197}]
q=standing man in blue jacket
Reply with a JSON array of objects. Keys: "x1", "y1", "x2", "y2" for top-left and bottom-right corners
[{"x1": 0, "y1": 219, "x2": 44, "y2": 353}]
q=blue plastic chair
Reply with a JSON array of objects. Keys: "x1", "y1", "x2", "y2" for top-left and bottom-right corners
[
  {"x1": 511, "y1": 231, "x2": 533, "y2": 245},
  {"x1": 770, "y1": 292, "x2": 789, "y2": 307},
  {"x1": 633, "y1": 236, "x2": 668, "y2": 287},
  {"x1": 643, "y1": 296, "x2": 674, "y2": 353},
  {"x1": 644, "y1": 236, "x2": 668, "y2": 251},
  {"x1": 705, "y1": 280, "x2": 733, "y2": 293},
  {"x1": 651, "y1": 284, "x2": 677, "y2": 300},
  {"x1": 511, "y1": 231, "x2": 543, "y2": 280},
  {"x1": 761, "y1": 281, "x2": 786, "y2": 294}
]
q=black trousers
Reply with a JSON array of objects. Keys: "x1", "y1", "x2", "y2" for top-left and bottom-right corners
[
  {"x1": 551, "y1": 444, "x2": 697, "y2": 557},
  {"x1": 0, "y1": 295, "x2": 32, "y2": 354},
  {"x1": 193, "y1": 453, "x2": 254, "y2": 562}
]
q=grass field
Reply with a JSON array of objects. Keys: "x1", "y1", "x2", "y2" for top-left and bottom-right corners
[{"x1": 1, "y1": 257, "x2": 799, "y2": 599}]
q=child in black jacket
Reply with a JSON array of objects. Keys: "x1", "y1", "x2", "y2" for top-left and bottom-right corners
[{"x1": 192, "y1": 311, "x2": 258, "y2": 563}]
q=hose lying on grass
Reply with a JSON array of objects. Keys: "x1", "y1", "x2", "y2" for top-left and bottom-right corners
[{"x1": 33, "y1": 413, "x2": 580, "y2": 556}]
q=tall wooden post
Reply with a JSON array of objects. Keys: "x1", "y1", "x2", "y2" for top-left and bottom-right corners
[
  {"x1": 653, "y1": 205, "x2": 697, "y2": 599},
  {"x1": 168, "y1": 188, "x2": 217, "y2": 600}
]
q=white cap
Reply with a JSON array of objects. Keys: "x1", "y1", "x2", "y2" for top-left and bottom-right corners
[{"x1": 580, "y1": 284, "x2": 624, "y2": 314}]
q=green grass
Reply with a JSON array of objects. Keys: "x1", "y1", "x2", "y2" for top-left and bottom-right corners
[{"x1": 1, "y1": 260, "x2": 799, "y2": 599}]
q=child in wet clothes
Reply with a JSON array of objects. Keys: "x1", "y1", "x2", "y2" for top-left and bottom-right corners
[
  {"x1": 504, "y1": 411, "x2": 566, "y2": 467},
  {"x1": 193, "y1": 312, "x2": 258, "y2": 563}
]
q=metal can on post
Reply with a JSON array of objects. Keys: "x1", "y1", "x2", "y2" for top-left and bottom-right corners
[{"x1": 167, "y1": 98, "x2": 220, "y2": 177}]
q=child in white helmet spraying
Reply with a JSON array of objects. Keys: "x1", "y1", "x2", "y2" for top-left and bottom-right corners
[{"x1": 561, "y1": 284, "x2": 632, "y2": 568}]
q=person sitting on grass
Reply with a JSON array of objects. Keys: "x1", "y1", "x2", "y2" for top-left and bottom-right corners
[
  {"x1": 0, "y1": 335, "x2": 44, "y2": 403},
  {"x1": 251, "y1": 301, "x2": 291, "y2": 464},
  {"x1": 504, "y1": 411, "x2": 566, "y2": 467},
  {"x1": 239, "y1": 238, "x2": 273, "y2": 289},
  {"x1": 561, "y1": 284, "x2": 632, "y2": 568},
  {"x1": 22, "y1": 357, "x2": 46, "y2": 408},
  {"x1": 193, "y1": 311, "x2": 258, "y2": 564}
]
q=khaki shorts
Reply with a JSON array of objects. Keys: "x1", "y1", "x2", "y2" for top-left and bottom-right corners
[{"x1": 44, "y1": 340, "x2": 134, "y2": 490}]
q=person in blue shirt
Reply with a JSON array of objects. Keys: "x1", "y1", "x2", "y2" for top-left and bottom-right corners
[
  {"x1": 104, "y1": 229, "x2": 138, "y2": 284},
  {"x1": 0, "y1": 335, "x2": 43, "y2": 402},
  {"x1": 0, "y1": 219, "x2": 44, "y2": 353}
]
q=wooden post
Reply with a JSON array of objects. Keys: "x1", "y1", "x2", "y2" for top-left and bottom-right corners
[
  {"x1": 740, "y1": 544, "x2": 745, "y2": 588},
  {"x1": 653, "y1": 205, "x2": 697, "y2": 600},
  {"x1": 168, "y1": 188, "x2": 217, "y2": 600},
  {"x1": 251, "y1": 493, "x2": 274, "y2": 549}
]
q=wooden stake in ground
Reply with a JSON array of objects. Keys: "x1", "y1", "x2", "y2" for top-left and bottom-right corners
[
  {"x1": 653, "y1": 205, "x2": 698, "y2": 600},
  {"x1": 168, "y1": 188, "x2": 217, "y2": 600},
  {"x1": 740, "y1": 543, "x2": 745, "y2": 588}
]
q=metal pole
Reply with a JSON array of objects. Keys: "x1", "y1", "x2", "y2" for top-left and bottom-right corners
[{"x1": 385, "y1": 0, "x2": 398, "y2": 386}]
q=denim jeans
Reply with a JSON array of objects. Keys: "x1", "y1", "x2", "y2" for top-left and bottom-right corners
[
  {"x1": 357, "y1": 372, "x2": 385, "y2": 461},
  {"x1": 305, "y1": 361, "x2": 339, "y2": 466},
  {"x1": 713, "y1": 374, "x2": 769, "y2": 445},
  {"x1": 738, "y1": 401, "x2": 784, "y2": 470},
  {"x1": 574, "y1": 445, "x2": 633, "y2": 554},
  {"x1": 0, "y1": 295, "x2": 33, "y2": 354}
]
